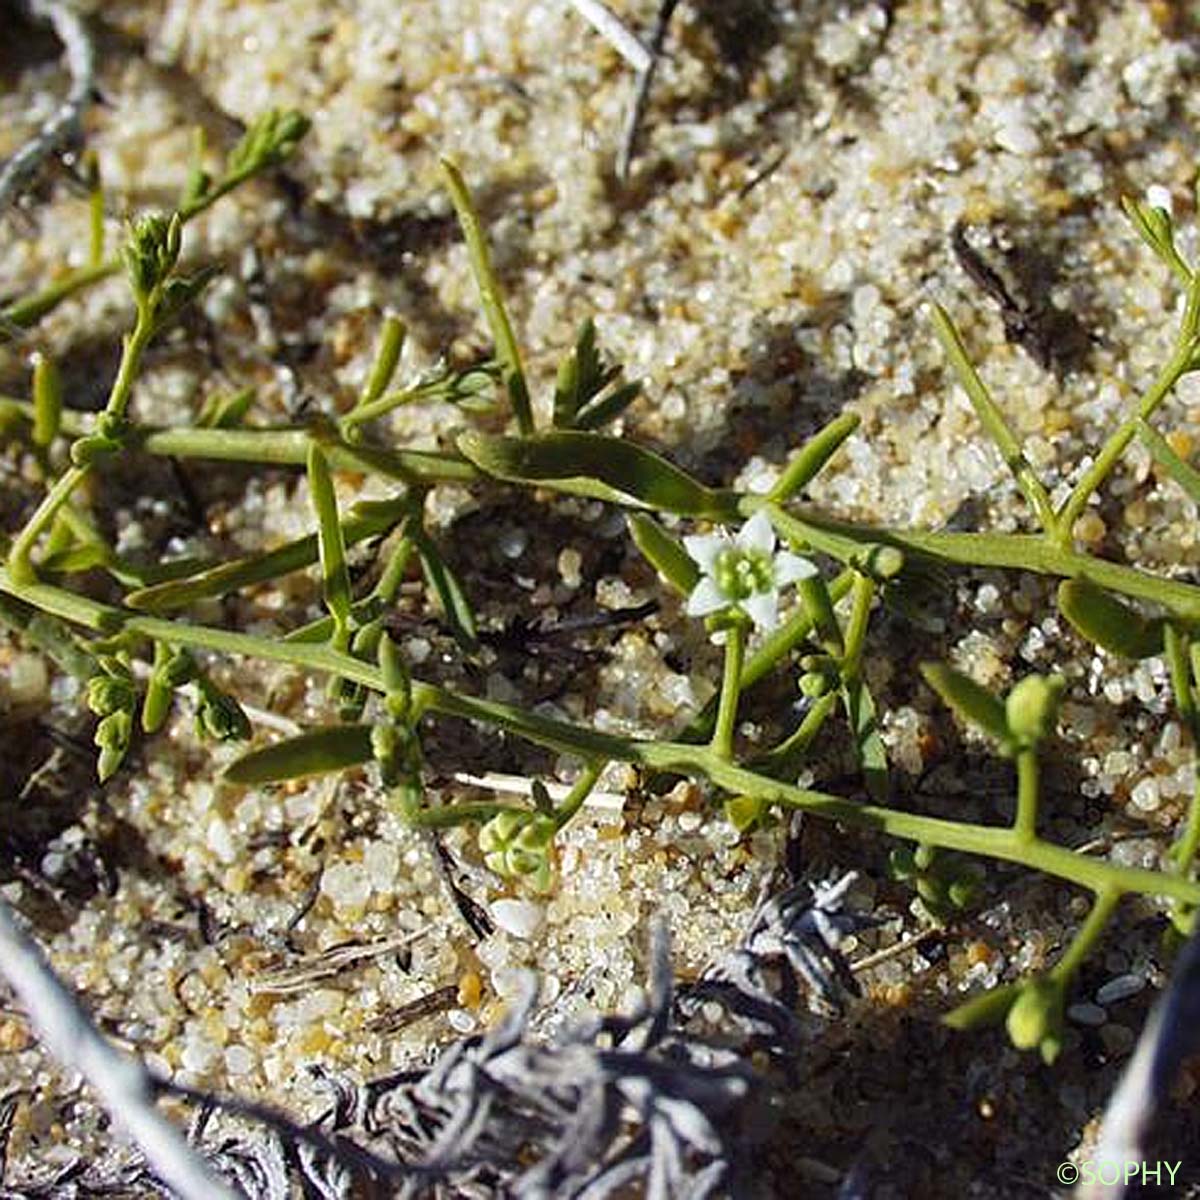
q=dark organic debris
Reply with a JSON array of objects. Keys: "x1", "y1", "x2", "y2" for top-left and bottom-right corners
[{"x1": 2, "y1": 882, "x2": 867, "y2": 1198}]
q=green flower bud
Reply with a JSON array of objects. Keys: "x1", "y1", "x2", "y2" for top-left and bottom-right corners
[
  {"x1": 944, "y1": 982, "x2": 1022, "y2": 1031},
  {"x1": 95, "y1": 710, "x2": 132, "y2": 782},
  {"x1": 1005, "y1": 674, "x2": 1064, "y2": 747},
  {"x1": 87, "y1": 673, "x2": 135, "y2": 718},
  {"x1": 1005, "y1": 977, "x2": 1064, "y2": 1063},
  {"x1": 479, "y1": 810, "x2": 556, "y2": 892},
  {"x1": 195, "y1": 679, "x2": 251, "y2": 741}
]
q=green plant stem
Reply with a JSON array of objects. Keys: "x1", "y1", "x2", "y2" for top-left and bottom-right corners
[
  {"x1": 7, "y1": 465, "x2": 88, "y2": 582},
  {"x1": 5, "y1": 565, "x2": 1198, "y2": 907},
  {"x1": 8, "y1": 311, "x2": 156, "y2": 579},
  {"x1": 1056, "y1": 270, "x2": 1200, "y2": 540},
  {"x1": 1, "y1": 262, "x2": 121, "y2": 336},
  {"x1": 1014, "y1": 748, "x2": 1039, "y2": 842},
  {"x1": 552, "y1": 761, "x2": 604, "y2": 830},
  {"x1": 409, "y1": 802, "x2": 523, "y2": 830},
  {"x1": 930, "y1": 303, "x2": 1057, "y2": 534},
  {"x1": 711, "y1": 620, "x2": 746, "y2": 760},
  {"x1": 440, "y1": 159, "x2": 533, "y2": 435},
  {"x1": 752, "y1": 689, "x2": 839, "y2": 777},
  {"x1": 1049, "y1": 886, "x2": 1122, "y2": 983},
  {"x1": 1163, "y1": 626, "x2": 1200, "y2": 880},
  {"x1": 769, "y1": 507, "x2": 1200, "y2": 621},
  {"x1": 840, "y1": 572, "x2": 875, "y2": 682}
]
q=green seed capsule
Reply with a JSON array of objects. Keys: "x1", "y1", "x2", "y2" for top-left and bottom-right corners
[
  {"x1": 1005, "y1": 674, "x2": 1065, "y2": 747},
  {"x1": 1057, "y1": 577, "x2": 1164, "y2": 660}
]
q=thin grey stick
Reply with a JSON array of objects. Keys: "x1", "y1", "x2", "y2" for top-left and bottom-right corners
[
  {"x1": 615, "y1": 0, "x2": 679, "y2": 180},
  {"x1": 0, "y1": 896, "x2": 240, "y2": 1200},
  {"x1": 0, "y1": 0, "x2": 96, "y2": 214},
  {"x1": 565, "y1": 0, "x2": 652, "y2": 73}
]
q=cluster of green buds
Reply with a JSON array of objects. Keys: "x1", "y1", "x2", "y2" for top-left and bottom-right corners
[
  {"x1": 478, "y1": 806, "x2": 557, "y2": 893},
  {"x1": 369, "y1": 636, "x2": 424, "y2": 819},
  {"x1": 86, "y1": 658, "x2": 137, "y2": 782},
  {"x1": 888, "y1": 843, "x2": 984, "y2": 923}
]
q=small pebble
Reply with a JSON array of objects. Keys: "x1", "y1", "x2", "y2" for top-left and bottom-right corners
[
  {"x1": 1067, "y1": 1002, "x2": 1108, "y2": 1028},
  {"x1": 447, "y1": 1007, "x2": 477, "y2": 1034},
  {"x1": 490, "y1": 898, "x2": 545, "y2": 939},
  {"x1": 1095, "y1": 974, "x2": 1146, "y2": 1006}
]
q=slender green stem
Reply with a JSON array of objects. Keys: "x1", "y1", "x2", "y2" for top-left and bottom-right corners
[
  {"x1": 7, "y1": 466, "x2": 90, "y2": 582},
  {"x1": 1050, "y1": 886, "x2": 1122, "y2": 982},
  {"x1": 1014, "y1": 749, "x2": 1040, "y2": 842},
  {"x1": 552, "y1": 761, "x2": 604, "y2": 830},
  {"x1": 411, "y1": 802, "x2": 524, "y2": 829},
  {"x1": 774, "y1": 508, "x2": 1200, "y2": 621},
  {"x1": 440, "y1": 159, "x2": 533, "y2": 435},
  {"x1": 1056, "y1": 269, "x2": 1200, "y2": 540},
  {"x1": 0, "y1": 262, "x2": 121, "y2": 337},
  {"x1": 752, "y1": 689, "x2": 838, "y2": 778},
  {"x1": 711, "y1": 621, "x2": 746, "y2": 760},
  {"x1": 840, "y1": 572, "x2": 875, "y2": 683},
  {"x1": 930, "y1": 303, "x2": 1057, "y2": 534},
  {"x1": 4, "y1": 564, "x2": 1199, "y2": 907}
]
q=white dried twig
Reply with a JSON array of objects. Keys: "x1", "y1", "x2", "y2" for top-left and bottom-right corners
[
  {"x1": 564, "y1": 0, "x2": 652, "y2": 73},
  {"x1": 616, "y1": 0, "x2": 679, "y2": 181},
  {"x1": 1077, "y1": 924, "x2": 1200, "y2": 1200},
  {"x1": 0, "y1": 896, "x2": 239, "y2": 1200},
  {"x1": 0, "y1": 1, "x2": 97, "y2": 214}
]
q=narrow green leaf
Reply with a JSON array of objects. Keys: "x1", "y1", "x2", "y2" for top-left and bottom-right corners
[
  {"x1": 224, "y1": 724, "x2": 374, "y2": 784},
  {"x1": 126, "y1": 496, "x2": 408, "y2": 613},
  {"x1": 796, "y1": 574, "x2": 843, "y2": 656},
  {"x1": 1057, "y1": 577, "x2": 1164, "y2": 660},
  {"x1": 440, "y1": 158, "x2": 533, "y2": 434},
  {"x1": 197, "y1": 386, "x2": 254, "y2": 429},
  {"x1": 930, "y1": 303, "x2": 1056, "y2": 533},
  {"x1": 574, "y1": 380, "x2": 642, "y2": 431},
  {"x1": 1164, "y1": 623, "x2": 1194, "y2": 723},
  {"x1": 361, "y1": 316, "x2": 405, "y2": 406},
  {"x1": 627, "y1": 514, "x2": 699, "y2": 596},
  {"x1": 943, "y1": 982, "x2": 1021, "y2": 1031},
  {"x1": 1121, "y1": 194, "x2": 1191, "y2": 286},
  {"x1": 1137, "y1": 418, "x2": 1200, "y2": 505},
  {"x1": 412, "y1": 528, "x2": 477, "y2": 651},
  {"x1": 32, "y1": 353, "x2": 63, "y2": 448},
  {"x1": 767, "y1": 412, "x2": 859, "y2": 503},
  {"x1": 843, "y1": 678, "x2": 889, "y2": 800},
  {"x1": 921, "y1": 661, "x2": 1011, "y2": 749},
  {"x1": 458, "y1": 430, "x2": 721, "y2": 516},
  {"x1": 307, "y1": 442, "x2": 353, "y2": 635}
]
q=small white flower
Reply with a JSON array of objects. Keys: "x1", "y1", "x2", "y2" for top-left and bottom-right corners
[
  {"x1": 683, "y1": 510, "x2": 818, "y2": 631},
  {"x1": 1146, "y1": 184, "x2": 1173, "y2": 216}
]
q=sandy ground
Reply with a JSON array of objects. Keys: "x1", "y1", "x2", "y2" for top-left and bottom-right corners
[{"x1": 3, "y1": 1, "x2": 1200, "y2": 1195}]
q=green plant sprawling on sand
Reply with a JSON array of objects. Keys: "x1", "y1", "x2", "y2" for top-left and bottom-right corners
[{"x1": 6, "y1": 111, "x2": 1200, "y2": 1064}]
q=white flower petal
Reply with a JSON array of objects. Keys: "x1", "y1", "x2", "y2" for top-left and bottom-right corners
[
  {"x1": 686, "y1": 577, "x2": 729, "y2": 617},
  {"x1": 683, "y1": 532, "x2": 728, "y2": 574},
  {"x1": 744, "y1": 591, "x2": 779, "y2": 630},
  {"x1": 737, "y1": 510, "x2": 776, "y2": 555},
  {"x1": 1146, "y1": 184, "x2": 1173, "y2": 215},
  {"x1": 775, "y1": 552, "x2": 819, "y2": 585}
]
